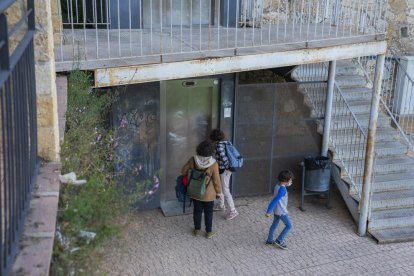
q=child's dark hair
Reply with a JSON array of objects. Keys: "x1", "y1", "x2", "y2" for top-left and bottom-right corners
[
  {"x1": 196, "y1": 140, "x2": 215, "y2": 157},
  {"x1": 210, "y1": 129, "x2": 225, "y2": 142},
  {"x1": 278, "y1": 170, "x2": 294, "y2": 183}
]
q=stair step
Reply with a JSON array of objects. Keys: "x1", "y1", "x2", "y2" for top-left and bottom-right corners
[
  {"x1": 291, "y1": 62, "x2": 364, "y2": 81},
  {"x1": 333, "y1": 141, "x2": 408, "y2": 160},
  {"x1": 371, "y1": 189, "x2": 414, "y2": 210},
  {"x1": 299, "y1": 86, "x2": 373, "y2": 103},
  {"x1": 369, "y1": 207, "x2": 414, "y2": 230},
  {"x1": 309, "y1": 99, "x2": 373, "y2": 117},
  {"x1": 339, "y1": 87, "x2": 373, "y2": 100},
  {"x1": 369, "y1": 226, "x2": 414, "y2": 243},
  {"x1": 369, "y1": 206, "x2": 414, "y2": 223},
  {"x1": 316, "y1": 113, "x2": 391, "y2": 133},
  {"x1": 342, "y1": 172, "x2": 414, "y2": 198},
  {"x1": 331, "y1": 127, "x2": 398, "y2": 145},
  {"x1": 329, "y1": 113, "x2": 391, "y2": 130},
  {"x1": 335, "y1": 75, "x2": 371, "y2": 88},
  {"x1": 373, "y1": 172, "x2": 414, "y2": 192},
  {"x1": 342, "y1": 156, "x2": 414, "y2": 177}
]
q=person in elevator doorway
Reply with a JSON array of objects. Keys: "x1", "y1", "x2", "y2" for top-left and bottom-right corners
[
  {"x1": 265, "y1": 170, "x2": 294, "y2": 250},
  {"x1": 181, "y1": 140, "x2": 222, "y2": 239},
  {"x1": 210, "y1": 129, "x2": 239, "y2": 220}
]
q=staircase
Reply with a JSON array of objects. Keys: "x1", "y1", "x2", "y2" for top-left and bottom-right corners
[{"x1": 292, "y1": 60, "x2": 414, "y2": 243}]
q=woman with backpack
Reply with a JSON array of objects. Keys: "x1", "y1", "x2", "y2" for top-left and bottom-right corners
[
  {"x1": 181, "y1": 140, "x2": 222, "y2": 239},
  {"x1": 210, "y1": 129, "x2": 239, "y2": 220}
]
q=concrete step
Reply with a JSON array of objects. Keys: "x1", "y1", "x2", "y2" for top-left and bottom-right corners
[
  {"x1": 343, "y1": 172, "x2": 414, "y2": 198},
  {"x1": 338, "y1": 87, "x2": 373, "y2": 100},
  {"x1": 335, "y1": 75, "x2": 371, "y2": 88},
  {"x1": 330, "y1": 127, "x2": 398, "y2": 145},
  {"x1": 309, "y1": 99, "x2": 374, "y2": 117},
  {"x1": 370, "y1": 189, "x2": 414, "y2": 210},
  {"x1": 341, "y1": 156, "x2": 414, "y2": 177},
  {"x1": 329, "y1": 113, "x2": 391, "y2": 130},
  {"x1": 335, "y1": 64, "x2": 365, "y2": 76},
  {"x1": 333, "y1": 141, "x2": 408, "y2": 160},
  {"x1": 369, "y1": 226, "x2": 414, "y2": 243},
  {"x1": 373, "y1": 172, "x2": 414, "y2": 192},
  {"x1": 315, "y1": 113, "x2": 391, "y2": 133},
  {"x1": 299, "y1": 86, "x2": 373, "y2": 102},
  {"x1": 369, "y1": 207, "x2": 414, "y2": 230},
  {"x1": 291, "y1": 62, "x2": 364, "y2": 81}
]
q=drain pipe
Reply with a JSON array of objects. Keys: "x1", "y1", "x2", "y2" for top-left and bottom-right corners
[
  {"x1": 321, "y1": 60, "x2": 336, "y2": 157},
  {"x1": 358, "y1": 53, "x2": 386, "y2": 236}
]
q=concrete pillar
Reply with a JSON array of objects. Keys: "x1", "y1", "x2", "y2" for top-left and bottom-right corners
[
  {"x1": 358, "y1": 53, "x2": 386, "y2": 236},
  {"x1": 34, "y1": 0, "x2": 60, "y2": 161}
]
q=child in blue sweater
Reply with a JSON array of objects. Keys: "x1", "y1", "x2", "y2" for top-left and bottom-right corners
[{"x1": 265, "y1": 170, "x2": 294, "y2": 250}]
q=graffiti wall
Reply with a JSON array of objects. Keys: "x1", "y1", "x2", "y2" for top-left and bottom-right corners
[{"x1": 112, "y1": 83, "x2": 161, "y2": 210}]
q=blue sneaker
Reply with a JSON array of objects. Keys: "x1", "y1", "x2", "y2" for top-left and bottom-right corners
[{"x1": 265, "y1": 240, "x2": 273, "y2": 245}]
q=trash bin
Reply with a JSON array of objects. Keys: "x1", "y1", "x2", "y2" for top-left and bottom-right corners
[{"x1": 304, "y1": 156, "x2": 331, "y2": 192}]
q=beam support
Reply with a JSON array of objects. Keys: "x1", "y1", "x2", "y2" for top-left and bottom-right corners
[
  {"x1": 358, "y1": 53, "x2": 386, "y2": 236},
  {"x1": 94, "y1": 40, "x2": 387, "y2": 87},
  {"x1": 321, "y1": 60, "x2": 336, "y2": 157}
]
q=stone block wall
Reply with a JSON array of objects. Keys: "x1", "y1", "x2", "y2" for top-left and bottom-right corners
[
  {"x1": 34, "y1": 0, "x2": 60, "y2": 161},
  {"x1": 387, "y1": 0, "x2": 414, "y2": 55}
]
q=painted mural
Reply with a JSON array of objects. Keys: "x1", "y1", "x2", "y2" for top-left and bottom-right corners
[{"x1": 112, "y1": 83, "x2": 160, "y2": 209}]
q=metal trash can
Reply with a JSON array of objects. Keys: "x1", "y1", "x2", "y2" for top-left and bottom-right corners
[
  {"x1": 304, "y1": 156, "x2": 331, "y2": 192},
  {"x1": 300, "y1": 156, "x2": 332, "y2": 211}
]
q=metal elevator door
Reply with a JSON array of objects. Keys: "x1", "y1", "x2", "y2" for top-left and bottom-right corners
[{"x1": 160, "y1": 79, "x2": 219, "y2": 216}]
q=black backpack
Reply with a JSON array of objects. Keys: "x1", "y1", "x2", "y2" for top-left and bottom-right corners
[{"x1": 175, "y1": 175, "x2": 191, "y2": 213}]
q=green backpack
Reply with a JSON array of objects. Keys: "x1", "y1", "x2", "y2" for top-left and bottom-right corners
[{"x1": 187, "y1": 158, "x2": 211, "y2": 199}]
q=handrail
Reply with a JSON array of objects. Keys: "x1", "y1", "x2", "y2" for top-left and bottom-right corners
[
  {"x1": 357, "y1": 53, "x2": 414, "y2": 151},
  {"x1": 322, "y1": 62, "x2": 368, "y2": 138},
  {"x1": 0, "y1": 0, "x2": 16, "y2": 14}
]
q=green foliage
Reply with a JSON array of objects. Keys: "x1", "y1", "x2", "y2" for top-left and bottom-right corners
[{"x1": 51, "y1": 70, "x2": 142, "y2": 275}]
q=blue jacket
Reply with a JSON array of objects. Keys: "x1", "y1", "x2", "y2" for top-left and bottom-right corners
[{"x1": 266, "y1": 184, "x2": 288, "y2": 215}]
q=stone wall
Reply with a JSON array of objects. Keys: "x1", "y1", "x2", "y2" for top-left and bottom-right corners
[
  {"x1": 34, "y1": 0, "x2": 60, "y2": 161},
  {"x1": 387, "y1": 0, "x2": 414, "y2": 55}
]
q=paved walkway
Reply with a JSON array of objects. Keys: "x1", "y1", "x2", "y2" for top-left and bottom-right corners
[{"x1": 89, "y1": 187, "x2": 414, "y2": 275}]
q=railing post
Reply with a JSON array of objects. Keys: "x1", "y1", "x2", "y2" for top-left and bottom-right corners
[
  {"x1": 0, "y1": 13, "x2": 9, "y2": 71},
  {"x1": 333, "y1": 0, "x2": 341, "y2": 26},
  {"x1": 321, "y1": 60, "x2": 336, "y2": 157},
  {"x1": 358, "y1": 53, "x2": 385, "y2": 236}
]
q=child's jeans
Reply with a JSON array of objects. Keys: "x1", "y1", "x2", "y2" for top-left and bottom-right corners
[{"x1": 267, "y1": 214, "x2": 292, "y2": 243}]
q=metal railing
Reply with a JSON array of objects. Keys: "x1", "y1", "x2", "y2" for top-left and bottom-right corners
[
  {"x1": 54, "y1": 0, "x2": 387, "y2": 68},
  {"x1": 358, "y1": 53, "x2": 414, "y2": 151},
  {"x1": 0, "y1": 1, "x2": 38, "y2": 275},
  {"x1": 294, "y1": 61, "x2": 372, "y2": 198}
]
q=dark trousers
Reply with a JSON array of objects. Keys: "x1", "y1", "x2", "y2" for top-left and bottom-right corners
[{"x1": 193, "y1": 199, "x2": 214, "y2": 233}]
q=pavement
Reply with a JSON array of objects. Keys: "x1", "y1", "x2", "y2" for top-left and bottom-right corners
[{"x1": 89, "y1": 187, "x2": 414, "y2": 276}]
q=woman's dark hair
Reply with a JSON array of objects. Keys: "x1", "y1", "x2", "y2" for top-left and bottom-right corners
[
  {"x1": 210, "y1": 129, "x2": 225, "y2": 142},
  {"x1": 196, "y1": 140, "x2": 215, "y2": 157},
  {"x1": 278, "y1": 170, "x2": 294, "y2": 182}
]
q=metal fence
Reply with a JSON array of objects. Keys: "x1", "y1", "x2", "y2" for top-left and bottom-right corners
[
  {"x1": 54, "y1": 0, "x2": 387, "y2": 68},
  {"x1": 358, "y1": 53, "x2": 414, "y2": 151},
  {"x1": 0, "y1": 1, "x2": 38, "y2": 275}
]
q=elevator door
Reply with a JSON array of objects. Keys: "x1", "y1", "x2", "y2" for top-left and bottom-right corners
[{"x1": 161, "y1": 79, "x2": 219, "y2": 216}]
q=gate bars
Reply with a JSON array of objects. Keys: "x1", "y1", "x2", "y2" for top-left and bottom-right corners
[{"x1": 0, "y1": 1, "x2": 38, "y2": 275}]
